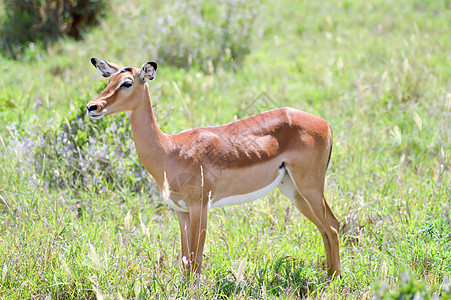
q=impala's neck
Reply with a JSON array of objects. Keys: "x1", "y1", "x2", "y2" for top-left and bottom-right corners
[{"x1": 129, "y1": 84, "x2": 169, "y2": 186}]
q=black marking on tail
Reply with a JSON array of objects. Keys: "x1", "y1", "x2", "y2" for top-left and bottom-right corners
[
  {"x1": 326, "y1": 124, "x2": 333, "y2": 169},
  {"x1": 279, "y1": 162, "x2": 285, "y2": 169}
]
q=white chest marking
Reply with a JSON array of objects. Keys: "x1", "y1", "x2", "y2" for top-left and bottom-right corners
[{"x1": 211, "y1": 167, "x2": 286, "y2": 208}]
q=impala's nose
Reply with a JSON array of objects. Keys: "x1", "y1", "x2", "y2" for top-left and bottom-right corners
[{"x1": 87, "y1": 104, "x2": 98, "y2": 112}]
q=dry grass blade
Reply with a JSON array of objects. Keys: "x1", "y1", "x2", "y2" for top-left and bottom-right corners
[
  {"x1": 134, "y1": 280, "x2": 142, "y2": 299},
  {"x1": 413, "y1": 112, "x2": 423, "y2": 131},
  {"x1": 390, "y1": 126, "x2": 402, "y2": 146},
  {"x1": 446, "y1": 93, "x2": 451, "y2": 111},
  {"x1": 92, "y1": 285, "x2": 104, "y2": 300},
  {"x1": 163, "y1": 171, "x2": 171, "y2": 201},
  {"x1": 139, "y1": 213, "x2": 150, "y2": 239},
  {"x1": 0, "y1": 136, "x2": 5, "y2": 151},
  {"x1": 58, "y1": 254, "x2": 72, "y2": 279},
  {"x1": 234, "y1": 257, "x2": 247, "y2": 286},
  {"x1": 0, "y1": 194, "x2": 10, "y2": 210},
  {"x1": 124, "y1": 211, "x2": 132, "y2": 233},
  {"x1": 2, "y1": 264, "x2": 7, "y2": 283},
  {"x1": 89, "y1": 243, "x2": 102, "y2": 271},
  {"x1": 117, "y1": 290, "x2": 125, "y2": 300},
  {"x1": 182, "y1": 256, "x2": 189, "y2": 269}
]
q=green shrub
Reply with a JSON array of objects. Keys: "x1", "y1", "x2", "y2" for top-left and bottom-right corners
[
  {"x1": 212, "y1": 256, "x2": 317, "y2": 298},
  {"x1": 4, "y1": 80, "x2": 173, "y2": 195},
  {"x1": 374, "y1": 272, "x2": 451, "y2": 299},
  {"x1": 155, "y1": 0, "x2": 260, "y2": 72},
  {"x1": 0, "y1": 0, "x2": 107, "y2": 59}
]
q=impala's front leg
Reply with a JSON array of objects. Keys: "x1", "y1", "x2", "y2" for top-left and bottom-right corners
[
  {"x1": 176, "y1": 211, "x2": 191, "y2": 272},
  {"x1": 188, "y1": 204, "x2": 208, "y2": 274}
]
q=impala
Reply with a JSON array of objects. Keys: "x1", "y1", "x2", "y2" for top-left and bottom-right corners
[{"x1": 86, "y1": 58, "x2": 341, "y2": 277}]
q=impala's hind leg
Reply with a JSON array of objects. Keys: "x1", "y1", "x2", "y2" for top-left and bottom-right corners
[
  {"x1": 284, "y1": 167, "x2": 341, "y2": 276},
  {"x1": 324, "y1": 198, "x2": 340, "y2": 236},
  {"x1": 188, "y1": 203, "x2": 208, "y2": 275},
  {"x1": 176, "y1": 211, "x2": 191, "y2": 272},
  {"x1": 278, "y1": 173, "x2": 334, "y2": 269}
]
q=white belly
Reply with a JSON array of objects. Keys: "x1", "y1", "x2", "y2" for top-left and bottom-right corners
[{"x1": 211, "y1": 166, "x2": 285, "y2": 208}]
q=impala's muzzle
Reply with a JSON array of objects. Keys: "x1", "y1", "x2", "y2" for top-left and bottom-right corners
[
  {"x1": 86, "y1": 103, "x2": 107, "y2": 120},
  {"x1": 87, "y1": 104, "x2": 98, "y2": 112}
]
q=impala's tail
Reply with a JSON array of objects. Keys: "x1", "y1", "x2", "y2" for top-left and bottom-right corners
[{"x1": 326, "y1": 124, "x2": 333, "y2": 170}]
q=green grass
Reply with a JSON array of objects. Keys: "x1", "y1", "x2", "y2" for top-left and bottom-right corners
[{"x1": 0, "y1": 0, "x2": 450, "y2": 298}]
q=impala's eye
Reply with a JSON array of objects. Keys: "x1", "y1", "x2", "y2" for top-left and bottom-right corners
[{"x1": 121, "y1": 81, "x2": 132, "y2": 88}]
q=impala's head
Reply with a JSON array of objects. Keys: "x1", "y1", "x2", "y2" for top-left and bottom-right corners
[{"x1": 86, "y1": 58, "x2": 157, "y2": 120}]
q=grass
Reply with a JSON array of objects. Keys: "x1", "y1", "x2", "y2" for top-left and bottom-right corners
[{"x1": 0, "y1": 0, "x2": 450, "y2": 298}]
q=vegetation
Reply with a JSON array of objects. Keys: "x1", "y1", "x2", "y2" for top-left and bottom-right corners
[
  {"x1": 155, "y1": 0, "x2": 259, "y2": 72},
  {"x1": 0, "y1": 0, "x2": 107, "y2": 59},
  {"x1": 0, "y1": 0, "x2": 450, "y2": 298}
]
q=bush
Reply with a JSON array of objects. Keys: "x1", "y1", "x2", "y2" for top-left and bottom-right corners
[
  {"x1": 4, "y1": 80, "x2": 173, "y2": 195},
  {"x1": 212, "y1": 256, "x2": 317, "y2": 298},
  {"x1": 40, "y1": 82, "x2": 174, "y2": 194},
  {"x1": 0, "y1": 0, "x2": 107, "y2": 59},
  {"x1": 155, "y1": 0, "x2": 260, "y2": 72},
  {"x1": 374, "y1": 272, "x2": 451, "y2": 299}
]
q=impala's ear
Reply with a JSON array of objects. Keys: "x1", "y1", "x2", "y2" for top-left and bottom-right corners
[
  {"x1": 139, "y1": 62, "x2": 157, "y2": 82},
  {"x1": 90, "y1": 58, "x2": 121, "y2": 78}
]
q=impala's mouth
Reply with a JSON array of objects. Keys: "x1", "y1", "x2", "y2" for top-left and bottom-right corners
[{"x1": 87, "y1": 109, "x2": 107, "y2": 120}]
